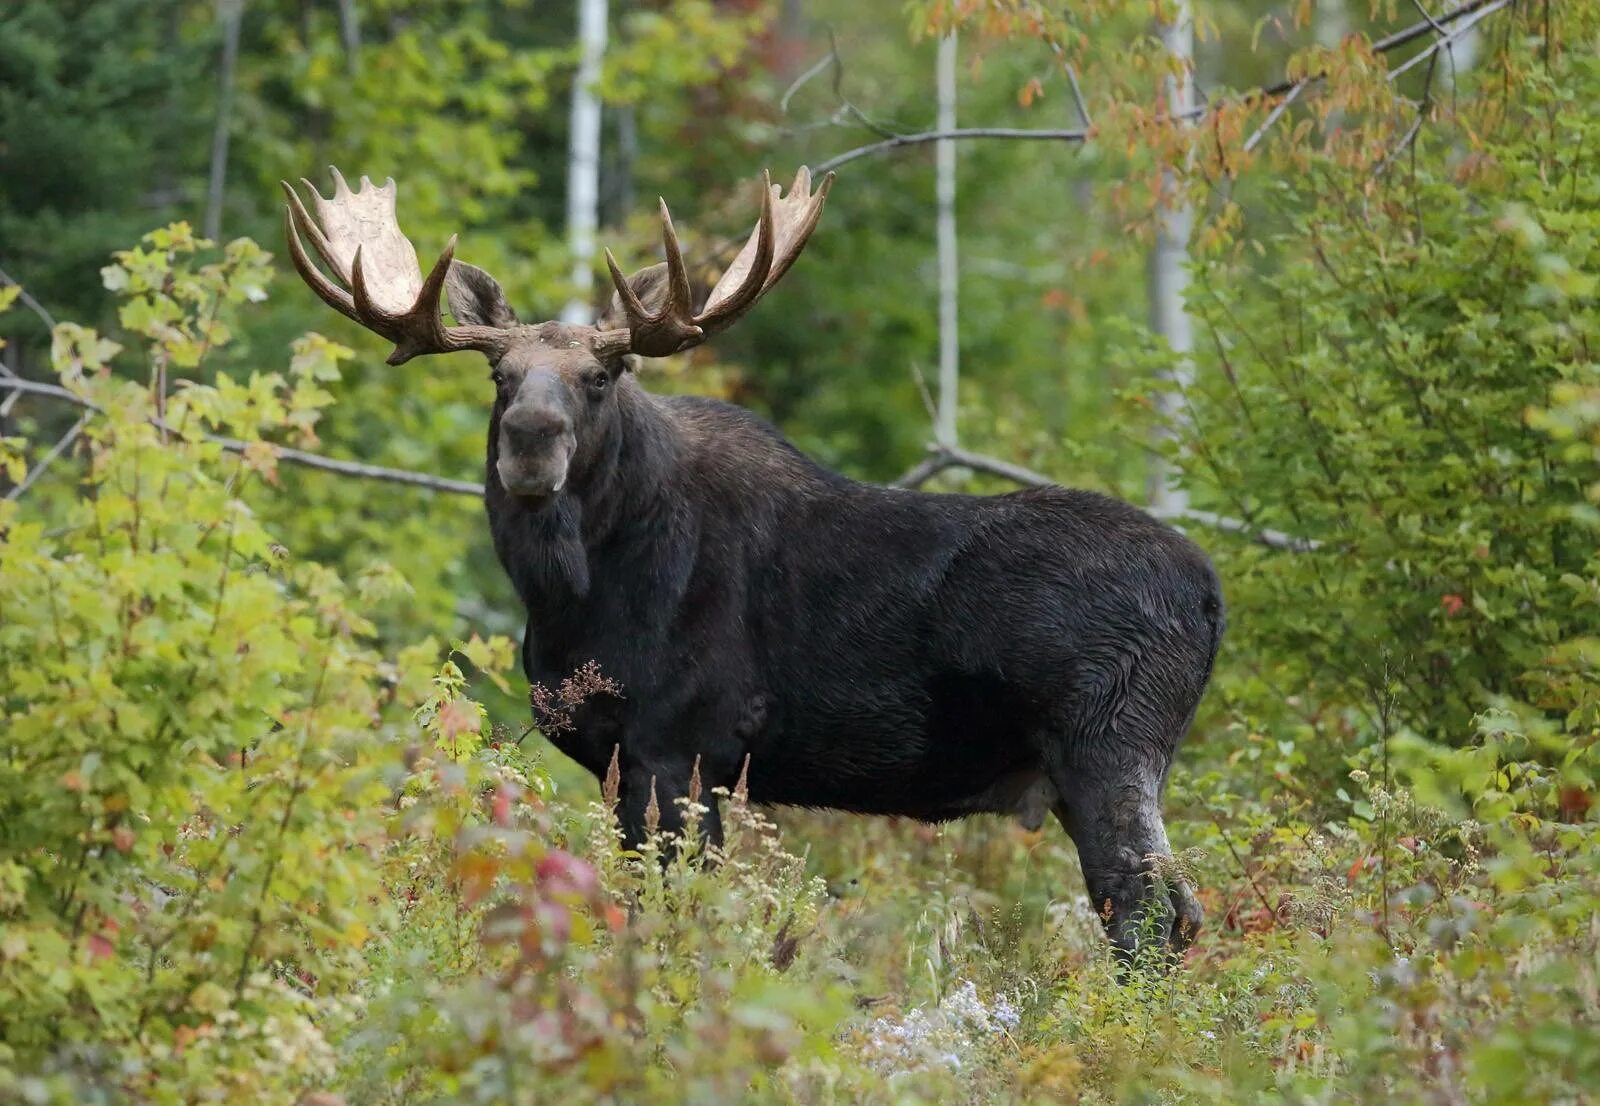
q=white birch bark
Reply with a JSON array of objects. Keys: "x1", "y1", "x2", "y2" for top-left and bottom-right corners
[
  {"x1": 1147, "y1": 0, "x2": 1195, "y2": 513},
  {"x1": 935, "y1": 32, "x2": 960, "y2": 448},
  {"x1": 203, "y1": 0, "x2": 243, "y2": 242},
  {"x1": 561, "y1": 0, "x2": 609, "y2": 324}
]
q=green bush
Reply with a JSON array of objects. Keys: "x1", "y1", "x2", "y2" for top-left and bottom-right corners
[{"x1": 1166, "y1": 55, "x2": 1600, "y2": 750}]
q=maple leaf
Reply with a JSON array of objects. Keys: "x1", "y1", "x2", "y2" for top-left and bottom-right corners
[{"x1": 436, "y1": 698, "x2": 481, "y2": 742}]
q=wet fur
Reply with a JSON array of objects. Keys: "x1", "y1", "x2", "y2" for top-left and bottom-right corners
[{"x1": 487, "y1": 372, "x2": 1225, "y2": 954}]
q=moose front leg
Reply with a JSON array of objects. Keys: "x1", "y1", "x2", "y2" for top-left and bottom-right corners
[{"x1": 615, "y1": 755, "x2": 725, "y2": 856}]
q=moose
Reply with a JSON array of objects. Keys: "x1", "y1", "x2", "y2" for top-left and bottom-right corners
[{"x1": 282, "y1": 166, "x2": 1224, "y2": 959}]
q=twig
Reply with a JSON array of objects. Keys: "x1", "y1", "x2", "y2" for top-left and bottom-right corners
[
  {"x1": 0, "y1": 265, "x2": 59, "y2": 331},
  {"x1": 1242, "y1": 77, "x2": 1309, "y2": 154},
  {"x1": 0, "y1": 377, "x2": 485, "y2": 497},
  {"x1": 1211, "y1": 815, "x2": 1278, "y2": 920},
  {"x1": 0, "y1": 264, "x2": 60, "y2": 419},
  {"x1": 816, "y1": 126, "x2": 1093, "y2": 174},
  {"x1": 1386, "y1": 0, "x2": 1512, "y2": 83},
  {"x1": 892, "y1": 441, "x2": 1320, "y2": 552},
  {"x1": 779, "y1": 50, "x2": 837, "y2": 115},
  {"x1": 6, "y1": 413, "x2": 90, "y2": 500},
  {"x1": 1064, "y1": 63, "x2": 1093, "y2": 128},
  {"x1": 815, "y1": 0, "x2": 1509, "y2": 174},
  {"x1": 1373, "y1": 113, "x2": 1426, "y2": 178}
]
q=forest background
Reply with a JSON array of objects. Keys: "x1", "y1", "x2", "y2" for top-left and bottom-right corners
[{"x1": 2, "y1": 0, "x2": 1599, "y2": 1102}]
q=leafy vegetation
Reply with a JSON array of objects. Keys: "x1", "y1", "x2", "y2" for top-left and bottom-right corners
[{"x1": 3, "y1": 0, "x2": 1600, "y2": 1103}]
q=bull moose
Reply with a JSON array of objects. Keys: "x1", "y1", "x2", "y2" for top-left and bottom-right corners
[{"x1": 281, "y1": 166, "x2": 1223, "y2": 958}]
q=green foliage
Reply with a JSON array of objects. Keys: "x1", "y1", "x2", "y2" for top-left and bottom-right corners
[
  {"x1": 4, "y1": 4, "x2": 1600, "y2": 1104},
  {"x1": 0, "y1": 242, "x2": 401, "y2": 1101},
  {"x1": 1165, "y1": 54, "x2": 1600, "y2": 745}
]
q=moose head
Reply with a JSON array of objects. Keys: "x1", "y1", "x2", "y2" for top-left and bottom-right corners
[{"x1": 281, "y1": 167, "x2": 833, "y2": 502}]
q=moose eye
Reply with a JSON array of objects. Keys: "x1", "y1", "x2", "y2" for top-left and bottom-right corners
[
  {"x1": 490, "y1": 370, "x2": 506, "y2": 388},
  {"x1": 587, "y1": 373, "x2": 609, "y2": 397}
]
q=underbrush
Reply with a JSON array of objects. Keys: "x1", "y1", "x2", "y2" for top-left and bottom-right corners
[{"x1": 2, "y1": 214, "x2": 1598, "y2": 1105}]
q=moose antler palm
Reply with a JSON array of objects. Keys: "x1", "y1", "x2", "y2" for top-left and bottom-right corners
[
  {"x1": 281, "y1": 166, "x2": 833, "y2": 364},
  {"x1": 282, "y1": 169, "x2": 512, "y2": 365},
  {"x1": 592, "y1": 167, "x2": 833, "y2": 358}
]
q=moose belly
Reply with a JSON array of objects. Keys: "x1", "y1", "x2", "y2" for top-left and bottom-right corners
[{"x1": 744, "y1": 669, "x2": 1046, "y2": 820}]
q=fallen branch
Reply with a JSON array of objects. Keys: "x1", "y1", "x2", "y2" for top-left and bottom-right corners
[
  {"x1": 892, "y1": 442, "x2": 1320, "y2": 552},
  {"x1": 0, "y1": 377, "x2": 485, "y2": 497}
]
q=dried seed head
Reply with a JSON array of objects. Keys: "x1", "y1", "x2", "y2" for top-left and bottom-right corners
[
  {"x1": 603, "y1": 745, "x2": 621, "y2": 810},
  {"x1": 688, "y1": 755, "x2": 703, "y2": 805},
  {"x1": 644, "y1": 776, "x2": 660, "y2": 837}
]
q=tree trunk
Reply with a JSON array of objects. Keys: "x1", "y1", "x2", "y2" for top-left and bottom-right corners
[
  {"x1": 1147, "y1": 0, "x2": 1195, "y2": 513},
  {"x1": 204, "y1": 0, "x2": 244, "y2": 242},
  {"x1": 337, "y1": 0, "x2": 361, "y2": 73},
  {"x1": 561, "y1": 0, "x2": 609, "y2": 325},
  {"x1": 935, "y1": 32, "x2": 960, "y2": 448}
]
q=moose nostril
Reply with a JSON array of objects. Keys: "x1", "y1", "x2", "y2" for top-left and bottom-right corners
[{"x1": 504, "y1": 412, "x2": 570, "y2": 451}]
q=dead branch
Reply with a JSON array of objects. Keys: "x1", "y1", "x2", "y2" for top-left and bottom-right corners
[
  {"x1": 6, "y1": 413, "x2": 89, "y2": 501},
  {"x1": 892, "y1": 441, "x2": 1320, "y2": 552},
  {"x1": 0, "y1": 377, "x2": 485, "y2": 497},
  {"x1": 815, "y1": 0, "x2": 1511, "y2": 174}
]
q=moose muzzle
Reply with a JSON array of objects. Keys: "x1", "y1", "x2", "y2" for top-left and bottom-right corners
[{"x1": 497, "y1": 396, "x2": 575, "y2": 500}]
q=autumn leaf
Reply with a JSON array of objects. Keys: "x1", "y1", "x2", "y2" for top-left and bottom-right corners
[{"x1": 436, "y1": 697, "x2": 481, "y2": 742}]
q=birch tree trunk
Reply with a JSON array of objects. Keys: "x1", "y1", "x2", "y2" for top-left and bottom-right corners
[
  {"x1": 337, "y1": 0, "x2": 362, "y2": 74},
  {"x1": 561, "y1": 0, "x2": 609, "y2": 324},
  {"x1": 935, "y1": 32, "x2": 960, "y2": 448},
  {"x1": 1146, "y1": 0, "x2": 1195, "y2": 513},
  {"x1": 204, "y1": 0, "x2": 243, "y2": 242}
]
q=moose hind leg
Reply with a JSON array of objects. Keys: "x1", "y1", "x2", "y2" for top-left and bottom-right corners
[
  {"x1": 1051, "y1": 780, "x2": 1202, "y2": 962},
  {"x1": 1045, "y1": 682, "x2": 1204, "y2": 962}
]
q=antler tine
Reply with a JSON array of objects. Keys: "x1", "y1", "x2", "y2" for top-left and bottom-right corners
[
  {"x1": 760, "y1": 167, "x2": 834, "y2": 295},
  {"x1": 281, "y1": 194, "x2": 360, "y2": 324},
  {"x1": 283, "y1": 179, "x2": 348, "y2": 283},
  {"x1": 657, "y1": 199, "x2": 696, "y2": 322},
  {"x1": 694, "y1": 170, "x2": 776, "y2": 332},
  {"x1": 597, "y1": 166, "x2": 832, "y2": 360},
  {"x1": 604, "y1": 247, "x2": 650, "y2": 322}
]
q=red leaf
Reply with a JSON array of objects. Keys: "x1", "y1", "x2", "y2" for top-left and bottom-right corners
[{"x1": 436, "y1": 698, "x2": 480, "y2": 742}]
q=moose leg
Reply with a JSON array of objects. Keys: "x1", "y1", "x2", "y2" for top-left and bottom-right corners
[
  {"x1": 1050, "y1": 771, "x2": 1202, "y2": 962},
  {"x1": 615, "y1": 760, "x2": 724, "y2": 855}
]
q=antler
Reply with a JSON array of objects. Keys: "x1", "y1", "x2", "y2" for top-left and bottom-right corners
[
  {"x1": 596, "y1": 167, "x2": 834, "y2": 358},
  {"x1": 281, "y1": 168, "x2": 510, "y2": 365}
]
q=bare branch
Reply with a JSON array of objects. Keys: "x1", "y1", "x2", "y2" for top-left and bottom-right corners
[
  {"x1": 1242, "y1": 77, "x2": 1309, "y2": 154},
  {"x1": 1387, "y1": 0, "x2": 1511, "y2": 83},
  {"x1": 892, "y1": 442, "x2": 1320, "y2": 552},
  {"x1": 0, "y1": 265, "x2": 59, "y2": 331},
  {"x1": 1064, "y1": 63, "x2": 1094, "y2": 128},
  {"x1": 816, "y1": 126, "x2": 1092, "y2": 175},
  {"x1": 0, "y1": 264, "x2": 60, "y2": 419},
  {"x1": 815, "y1": 0, "x2": 1510, "y2": 174},
  {"x1": 1373, "y1": 113, "x2": 1427, "y2": 178},
  {"x1": 0, "y1": 377, "x2": 485, "y2": 497},
  {"x1": 779, "y1": 49, "x2": 837, "y2": 115},
  {"x1": 6, "y1": 413, "x2": 89, "y2": 501}
]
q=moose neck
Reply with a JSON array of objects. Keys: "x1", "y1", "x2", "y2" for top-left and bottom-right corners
[{"x1": 485, "y1": 376, "x2": 681, "y2": 619}]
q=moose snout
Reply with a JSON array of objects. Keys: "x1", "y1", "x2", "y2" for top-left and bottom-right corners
[
  {"x1": 502, "y1": 409, "x2": 572, "y2": 455},
  {"x1": 497, "y1": 406, "x2": 575, "y2": 499}
]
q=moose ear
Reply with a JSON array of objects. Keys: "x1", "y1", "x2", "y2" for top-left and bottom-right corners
[
  {"x1": 595, "y1": 261, "x2": 673, "y2": 330},
  {"x1": 445, "y1": 261, "x2": 518, "y2": 329}
]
